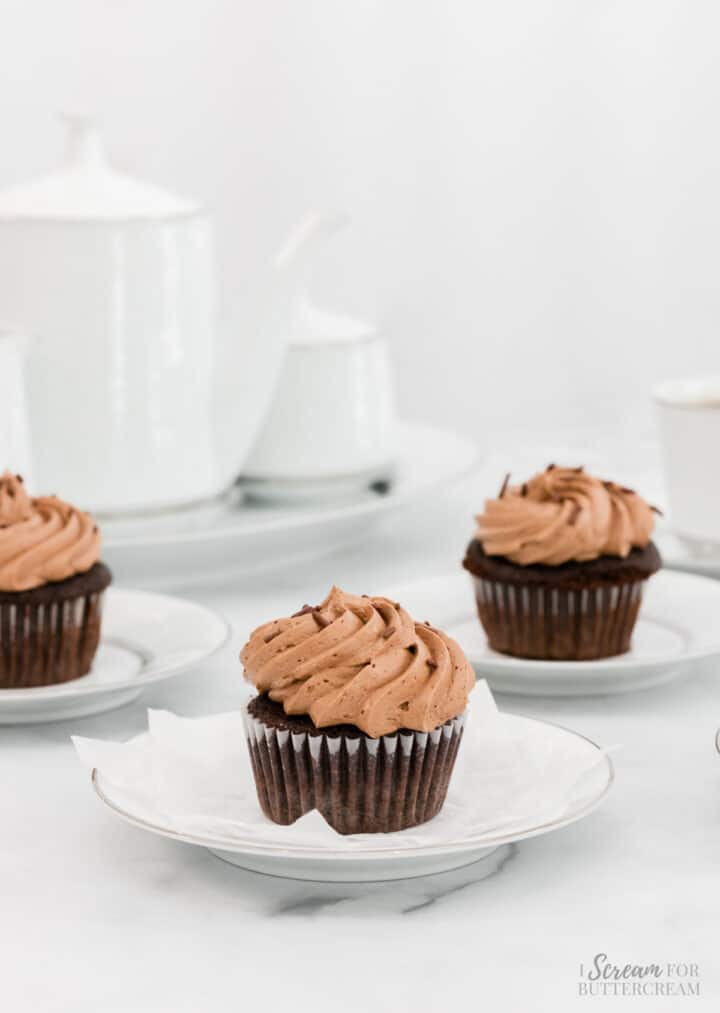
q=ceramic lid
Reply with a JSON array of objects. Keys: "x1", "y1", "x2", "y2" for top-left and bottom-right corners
[{"x1": 0, "y1": 116, "x2": 199, "y2": 222}]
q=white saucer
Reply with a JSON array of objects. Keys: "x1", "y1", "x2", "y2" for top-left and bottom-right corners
[
  {"x1": 90, "y1": 713, "x2": 612, "y2": 882},
  {"x1": 382, "y1": 570, "x2": 720, "y2": 697},
  {"x1": 0, "y1": 589, "x2": 230, "y2": 724},
  {"x1": 656, "y1": 528, "x2": 720, "y2": 580},
  {"x1": 101, "y1": 422, "x2": 478, "y2": 587}
]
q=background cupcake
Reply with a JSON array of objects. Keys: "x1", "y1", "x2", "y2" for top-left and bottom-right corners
[
  {"x1": 240, "y1": 586, "x2": 475, "y2": 834},
  {"x1": 0, "y1": 472, "x2": 112, "y2": 688},
  {"x1": 463, "y1": 465, "x2": 662, "y2": 661}
]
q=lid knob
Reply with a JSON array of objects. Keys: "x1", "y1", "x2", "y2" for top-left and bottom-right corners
[{"x1": 59, "y1": 113, "x2": 106, "y2": 171}]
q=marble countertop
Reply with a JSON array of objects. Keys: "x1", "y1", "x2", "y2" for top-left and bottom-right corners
[{"x1": 2, "y1": 474, "x2": 718, "y2": 1012}]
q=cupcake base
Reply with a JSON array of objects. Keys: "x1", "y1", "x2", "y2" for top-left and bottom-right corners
[
  {"x1": 0, "y1": 562, "x2": 113, "y2": 688},
  {"x1": 463, "y1": 541, "x2": 661, "y2": 661},
  {"x1": 244, "y1": 694, "x2": 466, "y2": 835}
]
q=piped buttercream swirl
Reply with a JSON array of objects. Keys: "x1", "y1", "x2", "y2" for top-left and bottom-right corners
[
  {"x1": 240, "y1": 586, "x2": 475, "y2": 737},
  {"x1": 0, "y1": 472, "x2": 101, "y2": 591},
  {"x1": 475, "y1": 466, "x2": 656, "y2": 566}
]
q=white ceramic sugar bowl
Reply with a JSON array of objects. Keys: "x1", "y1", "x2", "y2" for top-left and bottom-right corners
[{"x1": 0, "y1": 116, "x2": 218, "y2": 514}]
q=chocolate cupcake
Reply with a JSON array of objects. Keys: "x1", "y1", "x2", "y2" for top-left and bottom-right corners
[
  {"x1": 463, "y1": 466, "x2": 662, "y2": 661},
  {"x1": 240, "y1": 586, "x2": 475, "y2": 834},
  {"x1": 0, "y1": 472, "x2": 112, "y2": 688}
]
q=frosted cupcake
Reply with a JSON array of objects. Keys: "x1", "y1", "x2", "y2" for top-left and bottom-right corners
[
  {"x1": 463, "y1": 465, "x2": 662, "y2": 661},
  {"x1": 0, "y1": 472, "x2": 112, "y2": 687},
  {"x1": 240, "y1": 586, "x2": 476, "y2": 834}
]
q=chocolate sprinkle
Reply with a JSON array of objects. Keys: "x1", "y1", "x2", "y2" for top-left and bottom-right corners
[
  {"x1": 521, "y1": 482, "x2": 528, "y2": 497},
  {"x1": 547, "y1": 463, "x2": 556, "y2": 471},
  {"x1": 426, "y1": 660, "x2": 438, "y2": 671},
  {"x1": 650, "y1": 504, "x2": 664, "y2": 516},
  {"x1": 263, "y1": 629, "x2": 281, "y2": 644},
  {"x1": 313, "y1": 611, "x2": 332, "y2": 629},
  {"x1": 567, "y1": 502, "x2": 581, "y2": 525},
  {"x1": 291, "y1": 604, "x2": 316, "y2": 618},
  {"x1": 498, "y1": 472, "x2": 511, "y2": 498}
]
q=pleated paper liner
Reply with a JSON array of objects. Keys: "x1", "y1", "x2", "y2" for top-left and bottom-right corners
[
  {"x1": 243, "y1": 706, "x2": 467, "y2": 835},
  {"x1": 0, "y1": 563, "x2": 111, "y2": 688},
  {"x1": 0, "y1": 593, "x2": 107, "y2": 688},
  {"x1": 471, "y1": 576, "x2": 646, "y2": 661}
]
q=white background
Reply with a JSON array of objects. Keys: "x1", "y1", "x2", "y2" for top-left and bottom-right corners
[{"x1": 2, "y1": 0, "x2": 719, "y2": 452}]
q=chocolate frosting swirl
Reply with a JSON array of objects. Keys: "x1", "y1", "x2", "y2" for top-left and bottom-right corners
[
  {"x1": 240, "y1": 586, "x2": 475, "y2": 737},
  {"x1": 475, "y1": 466, "x2": 656, "y2": 566},
  {"x1": 0, "y1": 472, "x2": 101, "y2": 591}
]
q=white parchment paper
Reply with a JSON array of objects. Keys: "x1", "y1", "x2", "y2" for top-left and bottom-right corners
[{"x1": 73, "y1": 682, "x2": 612, "y2": 851}]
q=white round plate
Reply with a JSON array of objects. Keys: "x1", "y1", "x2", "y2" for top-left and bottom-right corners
[
  {"x1": 91, "y1": 715, "x2": 612, "y2": 882},
  {"x1": 382, "y1": 570, "x2": 720, "y2": 697},
  {"x1": 101, "y1": 421, "x2": 478, "y2": 587},
  {"x1": 0, "y1": 589, "x2": 230, "y2": 724}
]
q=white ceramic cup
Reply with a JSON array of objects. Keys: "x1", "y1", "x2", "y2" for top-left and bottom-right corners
[
  {"x1": 242, "y1": 333, "x2": 396, "y2": 502},
  {"x1": 654, "y1": 377, "x2": 720, "y2": 545}
]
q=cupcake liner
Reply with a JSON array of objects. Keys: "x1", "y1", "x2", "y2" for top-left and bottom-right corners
[
  {"x1": 0, "y1": 590, "x2": 106, "y2": 688},
  {"x1": 471, "y1": 575, "x2": 646, "y2": 660},
  {"x1": 242, "y1": 707, "x2": 467, "y2": 835}
]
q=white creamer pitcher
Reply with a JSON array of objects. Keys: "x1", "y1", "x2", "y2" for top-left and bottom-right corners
[{"x1": 242, "y1": 213, "x2": 396, "y2": 502}]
